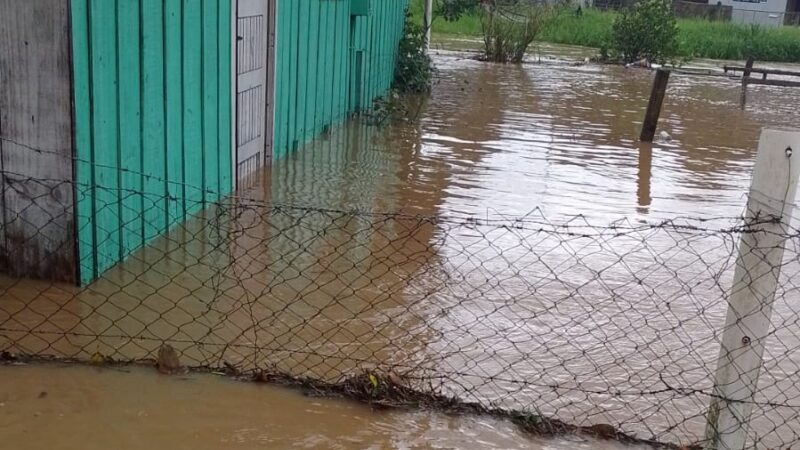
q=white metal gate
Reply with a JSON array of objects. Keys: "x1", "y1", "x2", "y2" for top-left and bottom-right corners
[{"x1": 235, "y1": 0, "x2": 274, "y2": 185}]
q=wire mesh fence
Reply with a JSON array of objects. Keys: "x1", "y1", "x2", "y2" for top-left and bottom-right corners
[{"x1": 2, "y1": 170, "x2": 800, "y2": 449}]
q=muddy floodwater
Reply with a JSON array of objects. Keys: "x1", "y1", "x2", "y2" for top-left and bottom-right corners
[
  {"x1": 0, "y1": 364, "x2": 647, "y2": 450},
  {"x1": 267, "y1": 50, "x2": 800, "y2": 219},
  {"x1": 4, "y1": 49, "x2": 800, "y2": 449}
]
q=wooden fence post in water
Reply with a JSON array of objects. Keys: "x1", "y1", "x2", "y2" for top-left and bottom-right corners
[
  {"x1": 639, "y1": 69, "x2": 670, "y2": 142},
  {"x1": 740, "y1": 57, "x2": 754, "y2": 109},
  {"x1": 705, "y1": 129, "x2": 800, "y2": 450}
]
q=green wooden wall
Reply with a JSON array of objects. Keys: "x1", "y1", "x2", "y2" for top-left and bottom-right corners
[
  {"x1": 71, "y1": 0, "x2": 233, "y2": 284},
  {"x1": 273, "y1": 0, "x2": 408, "y2": 159}
]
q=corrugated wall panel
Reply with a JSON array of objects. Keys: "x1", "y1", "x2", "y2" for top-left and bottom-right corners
[
  {"x1": 273, "y1": 0, "x2": 407, "y2": 159},
  {"x1": 71, "y1": 0, "x2": 233, "y2": 285}
]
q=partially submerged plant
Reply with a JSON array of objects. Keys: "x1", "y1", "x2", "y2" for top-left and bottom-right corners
[
  {"x1": 394, "y1": 11, "x2": 434, "y2": 93},
  {"x1": 439, "y1": 0, "x2": 566, "y2": 64}
]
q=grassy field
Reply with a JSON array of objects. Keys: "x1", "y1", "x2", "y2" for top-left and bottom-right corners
[{"x1": 409, "y1": 0, "x2": 800, "y2": 62}]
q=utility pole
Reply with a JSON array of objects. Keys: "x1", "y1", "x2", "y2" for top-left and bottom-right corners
[{"x1": 424, "y1": 0, "x2": 433, "y2": 52}]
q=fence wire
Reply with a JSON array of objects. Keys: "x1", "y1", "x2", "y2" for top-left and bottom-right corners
[{"x1": 2, "y1": 173, "x2": 800, "y2": 449}]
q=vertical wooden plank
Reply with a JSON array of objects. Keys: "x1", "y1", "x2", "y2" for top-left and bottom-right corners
[
  {"x1": 141, "y1": 0, "x2": 167, "y2": 243},
  {"x1": 327, "y1": 0, "x2": 338, "y2": 126},
  {"x1": 338, "y1": 4, "x2": 348, "y2": 121},
  {"x1": 165, "y1": 0, "x2": 184, "y2": 223},
  {"x1": 0, "y1": 0, "x2": 76, "y2": 282},
  {"x1": 273, "y1": 0, "x2": 286, "y2": 158},
  {"x1": 296, "y1": 0, "x2": 309, "y2": 143},
  {"x1": 118, "y1": 0, "x2": 144, "y2": 256},
  {"x1": 314, "y1": 1, "x2": 324, "y2": 134},
  {"x1": 183, "y1": 0, "x2": 203, "y2": 214},
  {"x1": 90, "y1": 0, "x2": 122, "y2": 274},
  {"x1": 265, "y1": 0, "x2": 277, "y2": 163},
  {"x1": 287, "y1": 0, "x2": 299, "y2": 154},
  {"x1": 70, "y1": 0, "x2": 96, "y2": 283},
  {"x1": 203, "y1": 0, "x2": 220, "y2": 200},
  {"x1": 309, "y1": 1, "x2": 322, "y2": 138},
  {"x1": 218, "y1": 0, "x2": 232, "y2": 192}
]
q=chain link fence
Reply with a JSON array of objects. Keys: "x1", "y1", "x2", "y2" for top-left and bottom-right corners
[{"x1": 2, "y1": 166, "x2": 800, "y2": 449}]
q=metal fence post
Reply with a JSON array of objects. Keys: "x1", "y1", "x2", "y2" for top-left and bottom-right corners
[{"x1": 705, "y1": 129, "x2": 800, "y2": 450}]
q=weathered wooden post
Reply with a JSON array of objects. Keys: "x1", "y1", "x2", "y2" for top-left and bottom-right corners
[
  {"x1": 423, "y1": 0, "x2": 433, "y2": 52},
  {"x1": 640, "y1": 69, "x2": 670, "y2": 142},
  {"x1": 740, "y1": 57, "x2": 754, "y2": 109},
  {"x1": 705, "y1": 129, "x2": 800, "y2": 450},
  {"x1": 743, "y1": 57, "x2": 755, "y2": 77},
  {"x1": 740, "y1": 77, "x2": 749, "y2": 110}
]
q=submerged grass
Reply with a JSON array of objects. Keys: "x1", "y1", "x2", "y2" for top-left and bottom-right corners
[{"x1": 410, "y1": 0, "x2": 800, "y2": 62}]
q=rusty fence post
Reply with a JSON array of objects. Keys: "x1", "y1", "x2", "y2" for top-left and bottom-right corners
[{"x1": 640, "y1": 68, "x2": 671, "y2": 143}]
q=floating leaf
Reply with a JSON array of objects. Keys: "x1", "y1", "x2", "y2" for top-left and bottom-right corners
[
  {"x1": 368, "y1": 373, "x2": 379, "y2": 389},
  {"x1": 90, "y1": 351, "x2": 104, "y2": 365}
]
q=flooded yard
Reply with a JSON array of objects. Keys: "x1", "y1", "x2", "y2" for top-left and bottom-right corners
[
  {"x1": 0, "y1": 363, "x2": 646, "y2": 450},
  {"x1": 3, "y1": 49, "x2": 800, "y2": 448}
]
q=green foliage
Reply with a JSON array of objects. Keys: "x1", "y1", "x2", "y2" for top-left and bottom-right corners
[
  {"x1": 611, "y1": 0, "x2": 678, "y2": 64},
  {"x1": 481, "y1": 3, "x2": 563, "y2": 63},
  {"x1": 540, "y1": 8, "x2": 614, "y2": 48},
  {"x1": 438, "y1": 0, "x2": 479, "y2": 22},
  {"x1": 410, "y1": 0, "x2": 800, "y2": 63},
  {"x1": 394, "y1": 12, "x2": 434, "y2": 93}
]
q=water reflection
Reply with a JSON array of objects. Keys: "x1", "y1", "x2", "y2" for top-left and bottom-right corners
[{"x1": 638, "y1": 145, "x2": 652, "y2": 214}]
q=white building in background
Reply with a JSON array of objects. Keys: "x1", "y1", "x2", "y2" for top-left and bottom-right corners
[{"x1": 716, "y1": 0, "x2": 799, "y2": 26}]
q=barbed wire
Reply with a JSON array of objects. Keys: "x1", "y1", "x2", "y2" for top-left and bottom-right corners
[{"x1": 2, "y1": 164, "x2": 800, "y2": 448}]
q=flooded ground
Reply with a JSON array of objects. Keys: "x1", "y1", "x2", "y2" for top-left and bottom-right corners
[
  {"x1": 4, "y1": 47, "x2": 800, "y2": 448},
  {"x1": 0, "y1": 363, "x2": 647, "y2": 450},
  {"x1": 268, "y1": 49, "x2": 800, "y2": 220}
]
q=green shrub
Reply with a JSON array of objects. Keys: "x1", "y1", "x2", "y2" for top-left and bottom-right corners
[
  {"x1": 481, "y1": 4, "x2": 562, "y2": 63},
  {"x1": 394, "y1": 11, "x2": 434, "y2": 93},
  {"x1": 611, "y1": 0, "x2": 678, "y2": 63}
]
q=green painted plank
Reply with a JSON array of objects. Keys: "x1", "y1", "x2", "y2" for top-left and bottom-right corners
[
  {"x1": 337, "y1": 4, "x2": 348, "y2": 121},
  {"x1": 118, "y1": 0, "x2": 144, "y2": 256},
  {"x1": 272, "y1": 1, "x2": 283, "y2": 157},
  {"x1": 165, "y1": 0, "x2": 184, "y2": 223},
  {"x1": 141, "y1": 0, "x2": 167, "y2": 243},
  {"x1": 325, "y1": 0, "x2": 337, "y2": 126},
  {"x1": 90, "y1": 0, "x2": 122, "y2": 275},
  {"x1": 306, "y1": 2, "x2": 320, "y2": 139},
  {"x1": 218, "y1": 0, "x2": 232, "y2": 193},
  {"x1": 183, "y1": 0, "x2": 203, "y2": 215},
  {"x1": 315, "y1": 0, "x2": 327, "y2": 133},
  {"x1": 287, "y1": 0, "x2": 299, "y2": 154},
  {"x1": 203, "y1": 0, "x2": 220, "y2": 201},
  {"x1": 70, "y1": 0, "x2": 96, "y2": 284},
  {"x1": 296, "y1": 0, "x2": 309, "y2": 143}
]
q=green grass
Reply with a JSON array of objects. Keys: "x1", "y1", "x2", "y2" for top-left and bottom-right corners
[{"x1": 410, "y1": 0, "x2": 800, "y2": 62}]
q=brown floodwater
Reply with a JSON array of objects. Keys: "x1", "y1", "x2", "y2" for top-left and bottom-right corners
[
  {"x1": 0, "y1": 363, "x2": 648, "y2": 450},
  {"x1": 3, "y1": 49, "x2": 800, "y2": 449}
]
